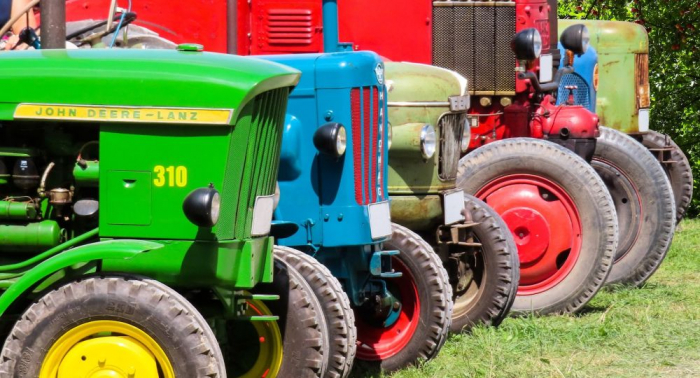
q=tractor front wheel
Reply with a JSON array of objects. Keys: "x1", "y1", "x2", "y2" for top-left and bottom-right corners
[
  {"x1": 354, "y1": 223, "x2": 452, "y2": 372},
  {"x1": 593, "y1": 127, "x2": 675, "y2": 286},
  {"x1": 0, "y1": 276, "x2": 225, "y2": 378},
  {"x1": 237, "y1": 252, "x2": 329, "y2": 378},
  {"x1": 457, "y1": 138, "x2": 618, "y2": 315},
  {"x1": 447, "y1": 195, "x2": 520, "y2": 333},
  {"x1": 642, "y1": 130, "x2": 693, "y2": 224},
  {"x1": 276, "y1": 246, "x2": 357, "y2": 378}
]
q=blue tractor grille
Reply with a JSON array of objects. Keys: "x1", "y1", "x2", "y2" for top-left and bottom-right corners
[
  {"x1": 351, "y1": 86, "x2": 386, "y2": 205},
  {"x1": 557, "y1": 73, "x2": 591, "y2": 109}
]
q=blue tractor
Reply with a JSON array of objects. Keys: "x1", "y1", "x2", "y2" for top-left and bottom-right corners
[{"x1": 261, "y1": 43, "x2": 452, "y2": 376}]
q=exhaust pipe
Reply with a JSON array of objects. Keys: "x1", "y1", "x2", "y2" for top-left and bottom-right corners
[{"x1": 40, "y1": 0, "x2": 66, "y2": 49}]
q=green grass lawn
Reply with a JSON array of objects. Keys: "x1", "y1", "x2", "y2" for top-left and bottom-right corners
[{"x1": 359, "y1": 219, "x2": 700, "y2": 378}]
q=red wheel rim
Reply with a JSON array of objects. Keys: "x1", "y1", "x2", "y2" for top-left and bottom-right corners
[
  {"x1": 355, "y1": 259, "x2": 420, "y2": 361},
  {"x1": 476, "y1": 174, "x2": 582, "y2": 295}
]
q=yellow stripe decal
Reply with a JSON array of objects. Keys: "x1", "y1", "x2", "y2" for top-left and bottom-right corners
[{"x1": 13, "y1": 104, "x2": 233, "y2": 125}]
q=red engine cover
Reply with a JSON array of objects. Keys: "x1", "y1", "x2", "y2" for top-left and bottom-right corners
[
  {"x1": 65, "y1": 0, "x2": 229, "y2": 52},
  {"x1": 337, "y1": 0, "x2": 431, "y2": 63},
  {"x1": 533, "y1": 96, "x2": 600, "y2": 139}
]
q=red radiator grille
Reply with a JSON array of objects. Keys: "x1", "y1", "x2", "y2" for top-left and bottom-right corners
[{"x1": 351, "y1": 87, "x2": 385, "y2": 205}]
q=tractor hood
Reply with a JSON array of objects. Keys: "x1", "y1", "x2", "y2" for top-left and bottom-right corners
[
  {"x1": 260, "y1": 51, "x2": 385, "y2": 91},
  {"x1": 559, "y1": 20, "x2": 649, "y2": 55},
  {"x1": 0, "y1": 49, "x2": 300, "y2": 122},
  {"x1": 385, "y1": 62, "x2": 468, "y2": 103}
]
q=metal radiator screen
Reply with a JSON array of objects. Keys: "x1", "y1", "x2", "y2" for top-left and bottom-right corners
[{"x1": 433, "y1": 1, "x2": 516, "y2": 95}]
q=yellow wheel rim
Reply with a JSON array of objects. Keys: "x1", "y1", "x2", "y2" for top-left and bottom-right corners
[
  {"x1": 40, "y1": 320, "x2": 175, "y2": 378},
  {"x1": 237, "y1": 300, "x2": 283, "y2": 378}
]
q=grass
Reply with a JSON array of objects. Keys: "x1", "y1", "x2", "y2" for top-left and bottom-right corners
[{"x1": 357, "y1": 219, "x2": 700, "y2": 378}]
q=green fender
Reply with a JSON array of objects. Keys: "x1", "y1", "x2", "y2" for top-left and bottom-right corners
[{"x1": 0, "y1": 239, "x2": 163, "y2": 316}]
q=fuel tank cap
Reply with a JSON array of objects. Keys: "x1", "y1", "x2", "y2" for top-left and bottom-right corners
[{"x1": 177, "y1": 43, "x2": 204, "y2": 52}]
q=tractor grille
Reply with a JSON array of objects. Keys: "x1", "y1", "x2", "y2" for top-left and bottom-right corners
[
  {"x1": 218, "y1": 88, "x2": 289, "y2": 240},
  {"x1": 557, "y1": 73, "x2": 591, "y2": 110},
  {"x1": 438, "y1": 113, "x2": 466, "y2": 181},
  {"x1": 351, "y1": 86, "x2": 387, "y2": 205},
  {"x1": 432, "y1": 1, "x2": 516, "y2": 95}
]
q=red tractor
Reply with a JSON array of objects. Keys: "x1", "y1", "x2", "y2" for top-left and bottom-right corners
[
  {"x1": 58, "y1": 0, "x2": 673, "y2": 315},
  {"x1": 333, "y1": 0, "x2": 675, "y2": 311}
]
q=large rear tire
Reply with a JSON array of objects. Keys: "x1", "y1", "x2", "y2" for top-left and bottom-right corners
[
  {"x1": 239, "y1": 254, "x2": 329, "y2": 378},
  {"x1": 641, "y1": 130, "x2": 693, "y2": 224},
  {"x1": 354, "y1": 223, "x2": 452, "y2": 372},
  {"x1": 457, "y1": 138, "x2": 618, "y2": 315},
  {"x1": 275, "y1": 246, "x2": 357, "y2": 378},
  {"x1": 0, "y1": 276, "x2": 225, "y2": 378},
  {"x1": 445, "y1": 195, "x2": 519, "y2": 332},
  {"x1": 593, "y1": 127, "x2": 675, "y2": 286}
]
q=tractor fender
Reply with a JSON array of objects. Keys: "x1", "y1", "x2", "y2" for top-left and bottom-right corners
[{"x1": 0, "y1": 239, "x2": 163, "y2": 316}]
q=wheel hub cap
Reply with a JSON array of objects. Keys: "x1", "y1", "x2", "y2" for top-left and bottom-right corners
[{"x1": 477, "y1": 174, "x2": 582, "y2": 295}]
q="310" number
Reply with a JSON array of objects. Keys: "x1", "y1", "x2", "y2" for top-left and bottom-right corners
[{"x1": 153, "y1": 165, "x2": 188, "y2": 187}]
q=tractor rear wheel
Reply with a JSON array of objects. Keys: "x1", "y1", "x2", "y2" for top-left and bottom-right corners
[
  {"x1": 457, "y1": 138, "x2": 618, "y2": 315},
  {"x1": 446, "y1": 195, "x2": 519, "y2": 333},
  {"x1": 0, "y1": 276, "x2": 225, "y2": 378},
  {"x1": 237, "y1": 253, "x2": 329, "y2": 378},
  {"x1": 276, "y1": 246, "x2": 357, "y2": 378},
  {"x1": 642, "y1": 130, "x2": 693, "y2": 224},
  {"x1": 593, "y1": 127, "x2": 675, "y2": 286},
  {"x1": 354, "y1": 223, "x2": 452, "y2": 372}
]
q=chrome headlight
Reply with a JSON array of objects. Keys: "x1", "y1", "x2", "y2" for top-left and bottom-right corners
[
  {"x1": 420, "y1": 124, "x2": 437, "y2": 159},
  {"x1": 512, "y1": 28, "x2": 542, "y2": 61},
  {"x1": 460, "y1": 117, "x2": 471, "y2": 153},
  {"x1": 314, "y1": 122, "x2": 347, "y2": 158},
  {"x1": 560, "y1": 24, "x2": 590, "y2": 55},
  {"x1": 183, "y1": 184, "x2": 220, "y2": 227}
]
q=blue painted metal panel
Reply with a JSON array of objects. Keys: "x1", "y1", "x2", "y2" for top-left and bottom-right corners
[
  {"x1": 261, "y1": 51, "x2": 389, "y2": 249},
  {"x1": 557, "y1": 43, "x2": 598, "y2": 113}
]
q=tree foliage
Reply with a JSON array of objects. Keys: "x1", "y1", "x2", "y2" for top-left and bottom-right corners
[{"x1": 559, "y1": 0, "x2": 700, "y2": 216}]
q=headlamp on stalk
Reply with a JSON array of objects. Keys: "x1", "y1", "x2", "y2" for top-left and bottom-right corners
[
  {"x1": 183, "y1": 184, "x2": 221, "y2": 227},
  {"x1": 314, "y1": 122, "x2": 347, "y2": 158},
  {"x1": 420, "y1": 124, "x2": 437, "y2": 160},
  {"x1": 511, "y1": 28, "x2": 542, "y2": 61},
  {"x1": 560, "y1": 24, "x2": 590, "y2": 56}
]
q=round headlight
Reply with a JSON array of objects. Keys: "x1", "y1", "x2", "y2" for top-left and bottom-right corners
[
  {"x1": 511, "y1": 28, "x2": 542, "y2": 61},
  {"x1": 336, "y1": 125, "x2": 347, "y2": 156},
  {"x1": 420, "y1": 124, "x2": 436, "y2": 160},
  {"x1": 314, "y1": 122, "x2": 347, "y2": 158},
  {"x1": 388, "y1": 123, "x2": 393, "y2": 150},
  {"x1": 460, "y1": 117, "x2": 471, "y2": 153},
  {"x1": 183, "y1": 184, "x2": 220, "y2": 227},
  {"x1": 560, "y1": 24, "x2": 590, "y2": 55}
]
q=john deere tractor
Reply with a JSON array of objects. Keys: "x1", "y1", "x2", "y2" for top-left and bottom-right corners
[{"x1": 0, "y1": 43, "x2": 319, "y2": 377}]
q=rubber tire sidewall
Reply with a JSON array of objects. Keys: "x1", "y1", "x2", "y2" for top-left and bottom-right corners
[
  {"x1": 0, "y1": 276, "x2": 225, "y2": 378},
  {"x1": 450, "y1": 195, "x2": 520, "y2": 332},
  {"x1": 594, "y1": 127, "x2": 676, "y2": 286},
  {"x1": 252, "y1": 255, "x2": 329, "y2": 378},
  {"x1": 457, "y1": 138, "x2": 618, "y2": 314},
  {"x1": 371, "y1": 223, "x2": 452, "y2": 372},
  {"x1": 275, "y1": 246, "x2": 357, "y2": 378},
  {"x1": 641, "y1": 130, "x2": 693, "y2": 224}
]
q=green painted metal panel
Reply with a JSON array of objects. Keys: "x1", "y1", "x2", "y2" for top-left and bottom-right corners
[
  {"x1": 105, "y1": 171, "x2": 152, "y2": 226},
  {"x1": 559, "y1": 20, "x2": 649, "y2": 133},
  {"x1": 385, "y1": 62, "x2": 466, "y2": 195},
  {"x1": 0, "y1": 49, "x2": 300, "y2": 122},
  {"x1": 99, "y1": 125, "x2": 230, "y2": 239}
]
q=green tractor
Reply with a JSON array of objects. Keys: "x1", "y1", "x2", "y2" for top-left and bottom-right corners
[
  {"x1": 384, "y1": 62, "x2": 520, "y2": 332},
  {"x1": 0, "y1": 47, "x2": 319, "y2": 377}
]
